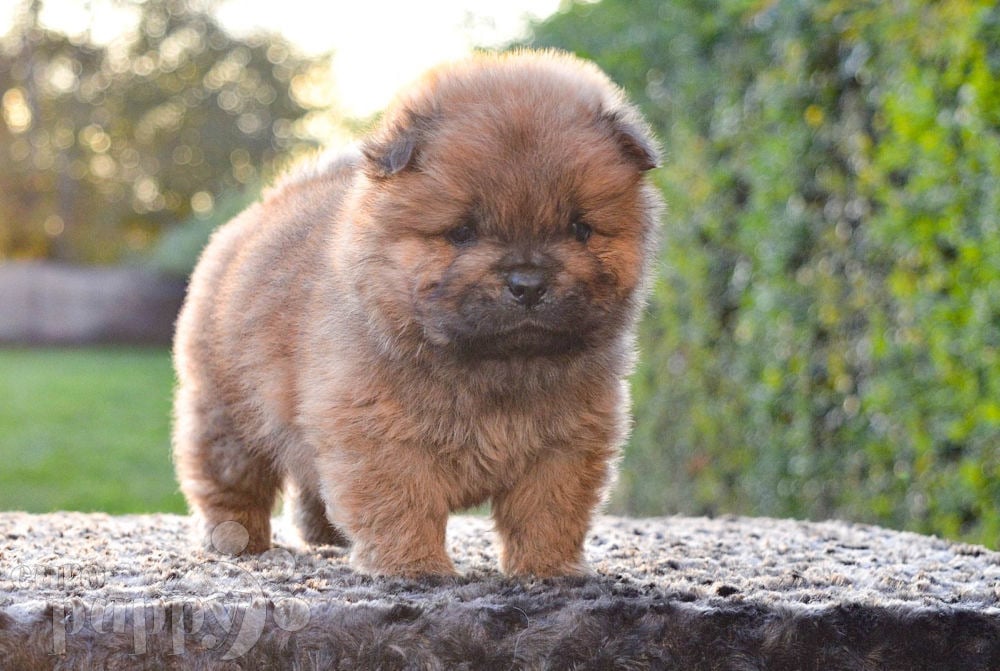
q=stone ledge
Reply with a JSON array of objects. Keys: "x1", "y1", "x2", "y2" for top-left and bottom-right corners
[{"x1": 1, "y1": 513, "x2": 998, "y2": 669}]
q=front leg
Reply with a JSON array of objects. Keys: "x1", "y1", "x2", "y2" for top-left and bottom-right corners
[
  {"x1": 316, "y1": 446, "x2": 456, "y2": 578},
  {"x1": 492, "y1": 444, "x2": 614, "y2": 577}
]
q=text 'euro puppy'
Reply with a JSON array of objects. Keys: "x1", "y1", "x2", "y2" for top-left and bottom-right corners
[{"x1": 173, "y1": 50, "x2": 663, "y2": 577}]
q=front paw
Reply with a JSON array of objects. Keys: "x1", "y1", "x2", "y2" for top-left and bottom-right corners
[
  {"x1": 351, "y1": 544, "x2": 458, "y2": 578},
  {"x1": 501, "y1": 556, "x2": 594, "y2": 579},
  {"x1": 198, "y1": 518, "x2": 272, "y2": 556}
]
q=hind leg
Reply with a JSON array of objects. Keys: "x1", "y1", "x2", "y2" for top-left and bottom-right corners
[
  {"x1": 287, "y1": 480, "x2": 350, "y2": 547},
  {"x1": 173, "y1": 387, "x2": 280, "y2": 555}
]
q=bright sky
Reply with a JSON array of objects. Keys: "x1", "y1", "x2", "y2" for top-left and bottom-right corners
[
  {"x1": 0, "y1": 0, "x2": 564, "y2": 117},
  {"x1": 220, "y1": 0, "x2": 564, "y2": 116}
]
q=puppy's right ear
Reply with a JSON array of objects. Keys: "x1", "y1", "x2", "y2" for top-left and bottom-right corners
[
  {"x1": 602, "y1": 109, "x2": 660, "y2": 172},
  {"x1": 361, "y1": 114, "x2": 428, "y2": 178}
]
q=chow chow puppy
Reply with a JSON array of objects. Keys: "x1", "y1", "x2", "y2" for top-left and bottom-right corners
[{"x1": 173, "y1": 49, "x2": 662, "y2": 577}]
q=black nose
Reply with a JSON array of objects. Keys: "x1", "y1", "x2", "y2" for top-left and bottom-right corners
[{"x1": 506, "y1": 269, "x2": 548, "y2": 308}]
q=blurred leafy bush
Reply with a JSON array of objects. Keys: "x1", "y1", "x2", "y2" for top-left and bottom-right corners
[
  {"x1": 146, "y1": 184, "x2": 258, "y2": 277},
  {"x1": 528, "y1": 0, "x2": 1000, "y2": 545}
]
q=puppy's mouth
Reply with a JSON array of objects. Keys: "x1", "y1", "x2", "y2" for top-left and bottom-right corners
[
  {"x1": 443, "y1": 317, "x2": 590, "y2": 360},
  {"x1": 416, "y1": 282, "x2": 607, "y2": 360}
]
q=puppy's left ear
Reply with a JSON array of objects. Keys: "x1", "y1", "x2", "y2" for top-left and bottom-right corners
[
  {"x1": 361, "y1": 113, "x2": 430, "y2": 179},
  {"x1": 362, "y1": 127, "x2": 417, "y2": 178},
  {"x1": 603, "y1": 109, "x2": 660, "y2": 172}
]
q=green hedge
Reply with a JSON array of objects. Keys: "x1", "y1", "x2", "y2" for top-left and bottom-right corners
[{"x1": 527, "y1": 0, "x2": 1000, "y2": 546}]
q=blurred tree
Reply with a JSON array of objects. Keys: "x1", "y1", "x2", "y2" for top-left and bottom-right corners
[
  {"x1": 527, "y1": 0, "x2": 1000, "y2": 546},
  {"x1": 0, "y1": 0, "x2": 332, "y2": 263}
]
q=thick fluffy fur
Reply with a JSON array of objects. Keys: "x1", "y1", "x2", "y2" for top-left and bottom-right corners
[{"x1": 173, "y1": 50, "x2": 662, "y2": 577}]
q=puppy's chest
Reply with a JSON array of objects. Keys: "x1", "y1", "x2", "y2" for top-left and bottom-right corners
[{"x1": 422, "y1": 403, "x2": 573, "y2": 488}]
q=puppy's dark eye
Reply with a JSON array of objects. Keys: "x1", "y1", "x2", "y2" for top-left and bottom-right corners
[
  {"x1": 570, "y1": 220, "x2": 592, "y2": 243},
  {"x1": 447, "y1": 223, "x2": 476, "y2": 246}
]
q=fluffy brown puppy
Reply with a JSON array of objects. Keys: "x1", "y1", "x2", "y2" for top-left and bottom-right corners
[{"x1": 173, "y1": 50, "x2": 662, "y2": 577}]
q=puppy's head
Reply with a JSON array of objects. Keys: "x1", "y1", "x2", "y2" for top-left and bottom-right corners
[{"x1": 350, "y1": 50, "x2": 662, "y2": 361}]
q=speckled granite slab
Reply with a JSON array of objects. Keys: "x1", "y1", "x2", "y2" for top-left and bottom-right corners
[{"x1": 1, "y1": 513, "x2": 998, "y2": 670}]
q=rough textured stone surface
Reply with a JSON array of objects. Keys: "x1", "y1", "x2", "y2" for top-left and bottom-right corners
[{"x1": 1, "y1": 513, "x2": 998, "y2": 669}]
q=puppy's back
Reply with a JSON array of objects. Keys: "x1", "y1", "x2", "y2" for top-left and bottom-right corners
[{"x1": 174, "y1": 149, "x2": 360, "y2": 436}]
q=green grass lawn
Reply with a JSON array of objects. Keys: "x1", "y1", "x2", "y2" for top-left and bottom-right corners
[{"x1": 0, "y1": 347, "x2": 186, "y2": 513}]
